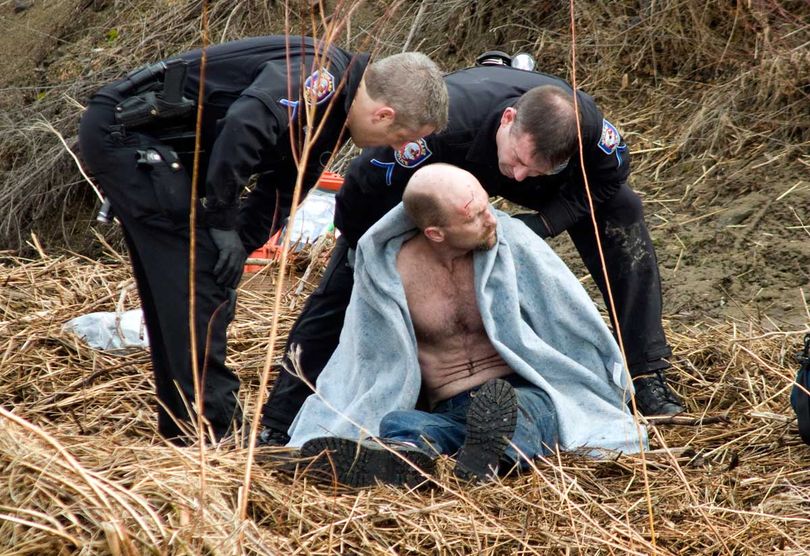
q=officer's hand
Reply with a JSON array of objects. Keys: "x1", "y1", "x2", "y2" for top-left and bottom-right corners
[{"x1": 208, "y1": 228, "x2": 247, "y2": 288}]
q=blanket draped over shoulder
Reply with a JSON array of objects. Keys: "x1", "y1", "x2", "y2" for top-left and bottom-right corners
[{"x1": 288, "y1": 205, "x2": 647, "y2": 454}]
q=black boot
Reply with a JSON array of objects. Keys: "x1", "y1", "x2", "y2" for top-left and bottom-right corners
[
  {"x1": 632, "y1": 371, "x2": 685, "y2": 416},
  {"x1": 300, "y1": 437, "x2": 436, "y2": 487},
  {"x1": 454, "y1": 379, "x2": 518, "y2": 482}
]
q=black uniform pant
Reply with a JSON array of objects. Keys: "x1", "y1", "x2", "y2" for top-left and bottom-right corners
[
  {"x1": 261, "y1": 183, "x2": 671, "y2": 434},
  {"x1": 260, "y1": 237, "x2": 352, "y2": 432},
  {"x1": 567, "y1": 184, "x2": 672, "y2": 374},
  {"x1": 79, "y1": 94, "x2": 241, "y2": 442}
]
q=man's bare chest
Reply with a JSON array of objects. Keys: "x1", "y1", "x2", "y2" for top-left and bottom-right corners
[{"x1": 400, "y1": 261, "x2": 484, "y2": 342}]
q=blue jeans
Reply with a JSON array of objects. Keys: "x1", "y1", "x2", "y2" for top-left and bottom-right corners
[{"x1": 379, "y1": 375, "x2": 558, "y2": 466}]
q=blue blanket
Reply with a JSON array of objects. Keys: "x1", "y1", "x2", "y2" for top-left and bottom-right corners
[{"x1": 288, "y1": 205, "x2": 647, "y2": 454}]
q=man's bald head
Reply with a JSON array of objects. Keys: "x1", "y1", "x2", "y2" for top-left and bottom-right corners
[{"x1": 402, "y1": 163, "x2": 482, "y2": 231}]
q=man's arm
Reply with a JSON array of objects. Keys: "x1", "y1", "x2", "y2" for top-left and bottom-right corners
[{"x1": 237, "y1": 151, "x2": 328, "y2": 254}]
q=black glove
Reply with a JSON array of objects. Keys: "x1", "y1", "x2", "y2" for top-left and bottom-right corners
[{"x1": 208, "y1": 228, "x2": 247, "y2": 288}]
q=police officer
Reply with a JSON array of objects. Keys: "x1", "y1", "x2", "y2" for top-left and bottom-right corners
[
  {"x1": 260, "y1": 60, "x2": 683, "y2": 444},
  {"x1": 78, "y1": 35, "x2": 448, "y2": 444}
]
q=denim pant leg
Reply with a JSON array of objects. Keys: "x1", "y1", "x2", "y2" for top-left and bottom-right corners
[
  {"x1": 504, "y1": 384, "x2": 559, "y2": 465},
  {"x1": 379, "y1": 393, "x2": 472, "y2": 457}
]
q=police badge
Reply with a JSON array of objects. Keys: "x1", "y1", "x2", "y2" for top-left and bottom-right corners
[{"x1": 394, "y1": 139, "x2": 432, "y2": 168}]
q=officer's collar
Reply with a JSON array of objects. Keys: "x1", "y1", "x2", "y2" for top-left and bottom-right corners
[
  {"x1": 343, "y1": 52, "x2": 371, "y2": 113},
  {"x1": 466, "y1": 99, "x2": 515, "y2": 167}
]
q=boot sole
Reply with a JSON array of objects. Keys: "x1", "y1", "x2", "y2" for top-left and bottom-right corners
[
  {"x1": 454, "y1": 379, "x2": 518, "y2": 481},
  {"x1": 300, "y1": 437, "x2": 435, "y2": 487}
]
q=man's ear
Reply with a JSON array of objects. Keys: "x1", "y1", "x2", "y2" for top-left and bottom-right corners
[
  {"x1": 424, "y1": 226, "x2": 444, "y2": 243},
  {"x1": 500, "y1": 106, "x2": 516, "y2": 126},
  {"x1": 371, "y1": 106, "x2": 396, "y2": 124}
]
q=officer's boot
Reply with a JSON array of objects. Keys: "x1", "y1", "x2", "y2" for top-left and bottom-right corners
[
  {"x1": 256, "y1": 427, "x2": 291, "y2": 447},
  {"x1": 632, "y1": 370, "x2": 685, "y2": 416}
]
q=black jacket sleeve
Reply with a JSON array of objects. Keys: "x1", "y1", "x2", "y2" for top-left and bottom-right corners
[
  {"x1": 237, "y1": 167, "x2": 294, "y2": 253},
  {"x1": 336, "y1": 138, "x2": 438, "y2": 247},
  {"x1": 204, "y1": 63, "x2": 289, "y2": 230}
]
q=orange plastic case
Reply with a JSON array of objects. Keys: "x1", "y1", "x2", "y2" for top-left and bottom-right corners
[{"x1": 315, "y1": 171, "x2": 343, "y2": 192}]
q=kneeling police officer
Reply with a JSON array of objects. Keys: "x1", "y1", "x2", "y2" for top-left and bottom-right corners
[{"x1": 260, "y1": 53, "x2": 684, "y2": 444}]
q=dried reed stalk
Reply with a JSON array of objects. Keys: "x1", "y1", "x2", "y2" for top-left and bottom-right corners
[{"x1": 2, "y1": 250, "x2": 808, "y2": 554}]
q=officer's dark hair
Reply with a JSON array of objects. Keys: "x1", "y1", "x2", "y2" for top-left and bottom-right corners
[
  {"x1": 512, "y1": 85, "x2": 578, "y2": 167},
  {"x1": 364, "y1": 52, "x2": 449, "y2": 133}
]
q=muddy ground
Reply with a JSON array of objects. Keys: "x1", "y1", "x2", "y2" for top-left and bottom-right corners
[{"x1": 547, "y1": 168, "x2": 810, "y2": 332}]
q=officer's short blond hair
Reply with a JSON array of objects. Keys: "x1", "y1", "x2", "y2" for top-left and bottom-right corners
[{"x1": 364, "y1": 52, "x2": 448, "y2": 133}]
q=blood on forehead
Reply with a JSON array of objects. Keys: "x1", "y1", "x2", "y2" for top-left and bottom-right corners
[{"x1": 459, "y1": 185, "x2": 477, "y2": 219}]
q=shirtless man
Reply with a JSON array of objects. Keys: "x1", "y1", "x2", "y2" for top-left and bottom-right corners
[{"x1": 300, "y1": 164, "x2": 559, "y2": 484}]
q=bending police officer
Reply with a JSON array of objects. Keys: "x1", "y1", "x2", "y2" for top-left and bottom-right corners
[
  {"x1": 78, "y1": 35, "x2": 448, "y2": 444},
  {"x1": 261, "y1": 61, "x2": 683, "y2": 444}
]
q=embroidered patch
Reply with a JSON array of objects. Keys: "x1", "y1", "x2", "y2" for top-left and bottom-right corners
[
  {"x1": 598, "y1": 119, "x2": 621, "y2": 155},
  {"x1": 303, "y1": 68, "x2": 335, "y2": 106},
  {"x1": 394, "y1": 139, "x2": 432, "y2": 168}
]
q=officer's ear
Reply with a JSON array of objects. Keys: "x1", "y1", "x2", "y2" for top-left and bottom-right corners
[
  {"x1": 371, "y1": 105, "x2": 396, "y2": 124},
  {"x1": 500, "y1": 106, "x2": 517, "y2": 127},
  {"x1": 424, "y1": 226, "x2": 444, "y2": 243}
]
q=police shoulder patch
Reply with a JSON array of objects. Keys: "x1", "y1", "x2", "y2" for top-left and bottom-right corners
[
  {"x1": 303, "y1": 68, "x2": 336, "y2": 106},
  {"x1": 394, "y1": 139, "x2": 432, "y2": 168},
  {"x1": 598, "y1": 119, "x2": 621, "y2": 155}
]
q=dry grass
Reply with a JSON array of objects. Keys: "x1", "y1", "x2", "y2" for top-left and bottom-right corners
[
  {"x1": 1, "y1": 0, "x2": 808, "y2": 553},
  {"x1": 2, "y1": 244, "x2": 808, "y2": 554}
]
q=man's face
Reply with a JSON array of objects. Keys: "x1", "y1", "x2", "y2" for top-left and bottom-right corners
[
  {"x1": 495, "y1": 107, "x2": 566, "y2": 181},
  {"x1": 442, "y1": 186, "x2": 498, "y2": 252}
]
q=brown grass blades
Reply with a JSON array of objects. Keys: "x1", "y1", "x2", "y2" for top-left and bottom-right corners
[
  {"x1": 1, "y1": 0, "x2": 808, "y2": 553},
  {"x1": 239, "y1": 0, "x2": 410, "y2": 533},
  {"x1": 2, "y1": 250, "x2": 809, "y2": 554},
  {"x1": 567, "y1": 0, "x2": 659, "y2": 550}
]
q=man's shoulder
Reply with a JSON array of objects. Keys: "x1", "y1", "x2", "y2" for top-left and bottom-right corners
[
  {"x1": 396, "y1": 235, "x2": 421, "y2": 264},
  {"x1": 445, "y1": 65, "x2": 569, "y2": 88},
  {"x1": 204, "y1": 35, "x2": 352, "y2": 57},
  {"x1": 395, "y1": 236, "x2": 429, "y2": 289}
]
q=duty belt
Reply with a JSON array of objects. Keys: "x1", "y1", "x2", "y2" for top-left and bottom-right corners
[{"x1": 114, "y1": 59, "x2": 196, "y2": 129}]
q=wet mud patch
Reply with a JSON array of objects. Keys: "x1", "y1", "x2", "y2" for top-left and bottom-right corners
[{"x1": 544, "y1": 172, "x2": 809, "y2": 331}]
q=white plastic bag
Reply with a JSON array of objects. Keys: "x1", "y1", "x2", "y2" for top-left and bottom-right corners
[
  {"x1": 286, "y1": 189, "x2": 336, "y2": 249},
  {"x1": 64, "y1": 309, "x2": 149, "y2": 352}
]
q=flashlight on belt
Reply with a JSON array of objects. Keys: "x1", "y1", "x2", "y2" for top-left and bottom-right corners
[{"x1": 96, "y1": 198, "x2": 114, "y2": 224}]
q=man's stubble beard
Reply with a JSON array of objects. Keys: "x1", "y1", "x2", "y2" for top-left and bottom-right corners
[{"x1": 474, "y1": 230, "x2": 498, "y2": 252}]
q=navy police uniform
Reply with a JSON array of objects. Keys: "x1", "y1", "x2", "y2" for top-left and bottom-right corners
[
  {"x1": 79, "y1": 36, "x2": 369, "y2": 442},
  {"x1": 262, "y1": 64, "x2": 672, "y2": 435}
]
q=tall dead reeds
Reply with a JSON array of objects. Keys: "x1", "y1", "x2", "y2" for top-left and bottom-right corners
[
  {"x1": 1, "y1": 0, "x2": 808, "y2": 553},
  {"x1": 2, "y1": 0, "x2": 807, "y2": 251},
  {"x1": 2, "y1": 248, "x2": 809, "y2": 554}
]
